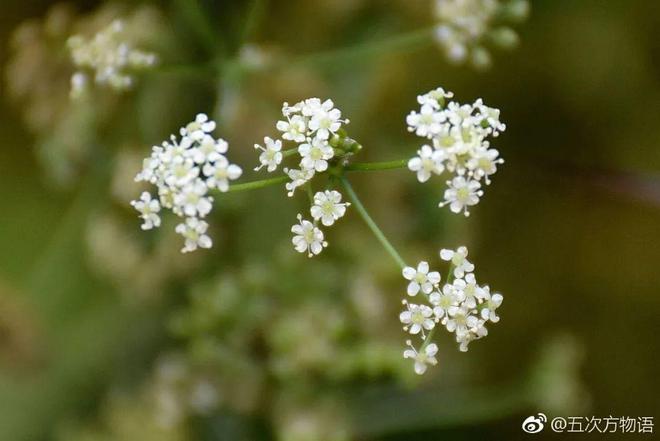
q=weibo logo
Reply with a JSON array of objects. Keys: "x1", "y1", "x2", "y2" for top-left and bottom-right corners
[{"x1": 522, "y1": 413, "x2": 547, "y2": 433}]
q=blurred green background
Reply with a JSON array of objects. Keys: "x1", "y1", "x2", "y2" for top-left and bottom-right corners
[{"x1": 1, "y1": 0, "x2": 659, "y2": 440}]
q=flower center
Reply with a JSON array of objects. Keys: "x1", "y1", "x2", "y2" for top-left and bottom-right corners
[
  {"x1": 310, "y1": 147, "x2": 323, "y2": 160},
  {"x1": 457, "y1": 187, "x2": 470, "y2": 201},
  {"x1": 321, "y1": 201, "x2": 335, "y2": 214},
  {"x1": 411, "y1": 310, "x2": 425, "y2": 325}
]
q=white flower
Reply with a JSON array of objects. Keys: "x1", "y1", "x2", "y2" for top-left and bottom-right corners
[
  {"x1": 276, "y1": 114, "x2": 307, "y2": 143},
  {"x1": 432, "y1": 0, "x2": 527, "y2": 68},
  {"x1": 452, "y1": 273, "x2": 484, "y2": 309},
  {"x1": 402, "y1": 261, "x2": 441, "y2": 296},
  {"x1": 181, "y1": 113, "x2": 216, "y2": 140},
  {"x1": 284, "y1": 167, "x2": 315, "y2": 197},
  {"x1": 408, "y1": 145, "x2": 445, "y2": 183},
  {"x1": 254, "y1": 137, "x2": 283, "y2": 172},
  {"x1": 480, "y1": 287, "x2": 503, "y2": 323},
  {"x1": 474, "y1": 98, "x2": 506, "y2": 136},
  {"x1": 132, "y1": 114, "x2": 242, "y2": 253},
  {"x1": 192, "y1": 135, "x2": 227, "y2": 164},
  {"x1": 417, "y1": 87, "x2": 454, "y2": 108},
  {"x1": 429, "y1": 283, "x2": 460, "y2": 319},
  {"x1": 70, "y1": 72, "x2": 88, "y2": 99},
  {"x1": 130, "y1": 191, "x2": 161, "y2": 230},
  {"x1": 439, "y1": 246, "x2": 475, "y2": 278},
  {"x1": 173, "y1": 179, "x2": 213, "y2": 218},
  {"x1": 406, "y1": 104, "x2": 445, "y2": 138},
  {"x1": 291, "y1": 214, "x2": 327, "y2": 257},
  {"x1": 466, "y1": 146, "x2": 502, "y2": 184},
  {"x1": 440, "y1": 176, "x2": 483, "y2": 216},
  {"x1": 407, "y1": 87, "x2": 505, "y2": 215},
  {"x1": 165, "y1": 156, "x2": 199, "y2": 188},
  {"x1": 175, "y1": 218, "x2": 212, "y2": 253},
  {"x1": 310, "y1": 190, "x2": 350, "y2": 226},
  {"x1": 203, "y1": 156, "x2": 243, "y2": 192},
  {"x1": 67, "y1": 19, "x2": 157, "y2": 95},
  {"x1": 403, "y1": 341, "x2": 438, "y2": 375},
  {"x1": 298, "y1": 138, "x2": 334, "y2": 172},
  {"x1": 444, "y1": 305, "x2": 474, "y2": 337},
  {"x1": 400, "y1": 302, "x2": 435, "y2": 336},
  {"x1": 307, "y1": 99, "x2": 343, "y2": 140}
]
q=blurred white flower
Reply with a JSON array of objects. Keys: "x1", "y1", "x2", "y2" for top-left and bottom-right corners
[
  {"x1": 433, "y1": 0, "x2": 529, "y2": 69},
  {"x1": 403, "y1": 341, "x2": 439, "y2": 375},
  {"x1": 67, "y1": 19, "x2": 157, "y2": 96},
  {"x1": 175, "y1": 218, "x2": 212, "y2": 253},
  {"x1": 130, "y1": 191, "x2": 161, "y2": 230}
]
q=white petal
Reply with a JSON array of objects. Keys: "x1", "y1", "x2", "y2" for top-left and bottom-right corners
[
  {"x1": 402, "y1": 266, "x2": 416, "y2": 280},
  {"x1": 407, "y1": 282, "x2": 420, "y2": 296}
]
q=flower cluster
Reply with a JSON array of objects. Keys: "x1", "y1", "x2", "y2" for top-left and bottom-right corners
[
  {"x1": 254, "y1": 98, "x2": 349, "y2": 196},
  {"x1": 67, "y1": 19, "x2": 157, "y2": 98},
  {"x1": 400, "y1": 246, "x2": 503, "y2": 374},
  {"x1": 407, "y1": 87, "x2": 505, "y2": 216},
  {"x1": 291, "y1": 190, "x2": 350, "y2": 257},
  {"x1": 433, "y1": 0, "x2": 530, "y2": 68},
  {"x1": 132, "y1": 114, "x2": 242, "y2": 253},
  {"x1": 254, "y1": 98, "x2": 352, "y2": 257}
]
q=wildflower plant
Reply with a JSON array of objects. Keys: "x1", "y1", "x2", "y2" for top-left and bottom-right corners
[{"x1": 132, "y1": 87, "x2": 505, "y2": 374}]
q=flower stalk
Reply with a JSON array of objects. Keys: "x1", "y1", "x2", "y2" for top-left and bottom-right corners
[{"x1": 339, "y1": 176, "x2": 407, "y2": 270}]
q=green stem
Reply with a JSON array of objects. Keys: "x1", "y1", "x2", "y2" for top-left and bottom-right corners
[
  {"x1": 146, "y1": 62, "x2": 216, "y2": 77},
  {"x1": 281, "y1": 27, "x2": 435, "y2": 70},
  {"x1": 226, "y1": 175, "x2": 288, "y2": 193},
  {"x1": 175, "y1": 0, "x2": 223, "y2": 56},
  {"x1": 345, "y1": 159, "x2": 408, "y2": 172},
  {"x1": 339, "y1": 176, "x2": 407, "y2": 270}
]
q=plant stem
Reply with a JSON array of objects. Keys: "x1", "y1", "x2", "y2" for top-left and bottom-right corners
[
  {"x1": 147, "y1": 63, "x2": 216, "y2": 77},
  {"x1": 175, "y1": 0, "x2": 223, "y2": 56},
  {"x1": 227, "y1": 175, "x2": 288, "y2": 193},
  {"x1": 339, "y1": 176, "x2": 407, "y2": 270},
  {"x1": 282, "y1": 27, "x2": 435, "y2": 70},
  {"x1": 345, "y1": 159, "x2": 408, "y2": 172}
]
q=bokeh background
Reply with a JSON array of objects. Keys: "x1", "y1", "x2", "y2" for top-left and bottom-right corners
[{"x1": 1, "y1": 0, "x2": 659, "y2": 440}]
